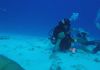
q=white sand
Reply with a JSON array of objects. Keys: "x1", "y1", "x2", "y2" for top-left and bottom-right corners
[{"x1": 0, "y1": 33, "x2": 100, "y2": 70}]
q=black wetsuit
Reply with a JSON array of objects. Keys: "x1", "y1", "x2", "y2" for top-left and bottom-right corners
[
  {"x1": 92, "y1": 40, "x2": 100, "y2": 54},
  {"x1": 53, "y1": 21, "x2": 71, "y2": 41},
  {"x1": 59, "y1": 34, "x2": 73, "y2": 52},
  {"x1": 81, "y1": 40, "x2": 100, "y2": 54},
  {"x1": 52, "y1": 22, "x2": 73, "y2": 52},
  {"x1": 76, "y1": 32, "x2": 100, "y2": 54}
]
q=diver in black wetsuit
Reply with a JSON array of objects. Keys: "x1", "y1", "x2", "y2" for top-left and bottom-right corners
[
  {"x1": 50, "y1": 18, "x2": 74, "y2": 52},
  {"x1": 74, "y1": 31, "x2": 100, "y2": 54}
]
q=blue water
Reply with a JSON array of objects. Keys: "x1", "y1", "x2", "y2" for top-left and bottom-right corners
[
  {"x1": 0, "y1": 0, "x2": 100, "y2": 70},
  {"x1": 0, "y1": 0, "x2": 100, "y2": 37}
]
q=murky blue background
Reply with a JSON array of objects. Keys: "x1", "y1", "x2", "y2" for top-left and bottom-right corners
[{"x1": 0, "y1": 0, "x2": 100, "y2": 38}]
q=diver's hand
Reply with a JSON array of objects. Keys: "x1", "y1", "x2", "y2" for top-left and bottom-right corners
[{"x1": 52, "y1": 37, "x2": 56, "y2": 40}]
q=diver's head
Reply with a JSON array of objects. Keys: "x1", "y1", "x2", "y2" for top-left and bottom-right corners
[
  {"x1": 61, "y1": 18, "x2": 70, "y2": 25},
  {"x1": 58, "y1": 18, "x2": 70, "y2": 28},
  {"x1": 77, "y1": 32, "x2": 87, "y2": 38}
]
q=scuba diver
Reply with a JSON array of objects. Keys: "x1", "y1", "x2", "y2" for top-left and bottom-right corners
[
  {"x1": 49, "y1": 18, "x2": 74, "y2": 52},
  {"x1": 71, "y1": 30, "x2": 100, "y2": 54},
  {"x1": 77, "y1": 32, "x2": 100, "y2": 54},
  {"x1": 49, "y1": 12, "x2": 79, "y2": 53},
  {"x1": 73, "y1": 31, "x2": 91, "y2": 53}
]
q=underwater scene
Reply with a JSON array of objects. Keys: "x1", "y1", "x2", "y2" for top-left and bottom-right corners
[{"x1": 0, "y1": 0, "x2": 100, "y2": 70}]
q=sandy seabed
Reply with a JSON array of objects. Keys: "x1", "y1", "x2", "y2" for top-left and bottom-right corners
[{"x1": 0, "y1": 33, "x2": 100, "y2": 70}]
